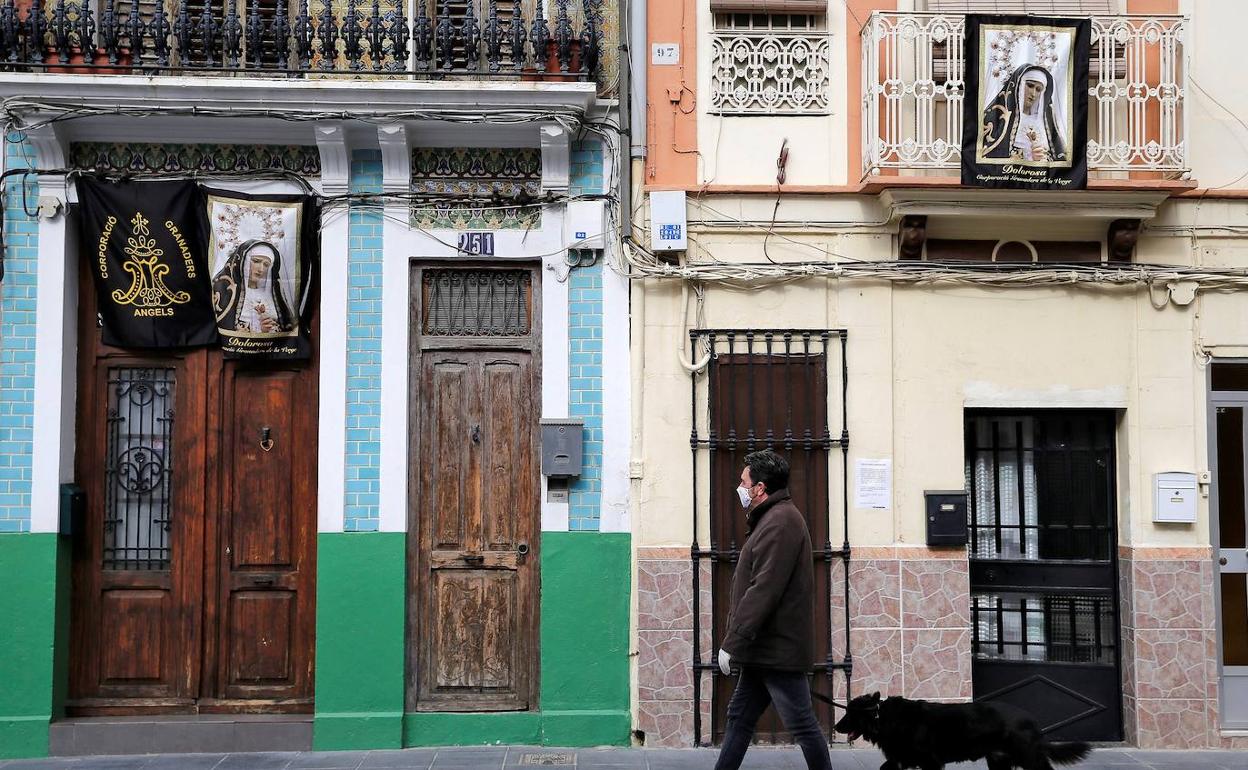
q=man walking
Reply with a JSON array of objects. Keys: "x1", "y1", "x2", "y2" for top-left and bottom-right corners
[{"x1": 715, "y1": 449, "x2": 833, "y2": 770}]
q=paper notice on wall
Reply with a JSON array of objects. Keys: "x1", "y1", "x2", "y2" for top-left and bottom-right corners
[{"x1": 854, "y1": 459, "x2": 892, "y2": 509}]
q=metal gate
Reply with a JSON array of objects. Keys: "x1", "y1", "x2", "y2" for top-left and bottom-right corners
[
  {"x1": 966, "y1": 410, "x2": 1123, "y2": 742},
  {"x1": 689, "y1": 329, "x2": 850, "y2": 746}
]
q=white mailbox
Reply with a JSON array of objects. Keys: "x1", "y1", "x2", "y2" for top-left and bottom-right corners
[{"x1": 1154, "y1": 472, "x2": 1197, "y2": 523}]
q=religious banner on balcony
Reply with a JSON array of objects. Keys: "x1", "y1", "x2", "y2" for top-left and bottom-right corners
[
  {"x1": 77, "y1": 178, "x2": 218, "y2": 349},
  {"x1": 961, "y1": 14, "x2": 1090, "y2": 190},
  {"x1": 204, "y1": 189, "x2": 319, "y2": 360}
]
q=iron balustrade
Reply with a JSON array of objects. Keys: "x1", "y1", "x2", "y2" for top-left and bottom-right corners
[
  {"x1": 860, "y1": 12, "x2": 1188, "y2": 178},
  {"x1": 0, "y1": 0, "x2": 601, "y2": 78}
]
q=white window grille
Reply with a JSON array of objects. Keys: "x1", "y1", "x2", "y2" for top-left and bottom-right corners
[{"x1": 711, "y1": 13, "x2": 832, "y2": 116}]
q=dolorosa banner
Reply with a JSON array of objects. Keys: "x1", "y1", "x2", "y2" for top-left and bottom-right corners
[
  {"x1": 77, "y1": 178, "x2": 218, "y2": 348},
  {"x1": 961, "y1": 14, "x2": 1091, "y2": 190},
  {"x1": 204, "y1": 188, "x2": 319, "y2": 360}
]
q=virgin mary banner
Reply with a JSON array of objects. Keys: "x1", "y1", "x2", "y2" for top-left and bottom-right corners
[
  {"x1": 961, "y1": 14, "x2": 1090, "y2": 190},
  {"x1": 204, "y1": 189, "x2": 318, "y2": 360},
  {"x1": 78, "y1": 178, "x2": 218, "y2": 348}
]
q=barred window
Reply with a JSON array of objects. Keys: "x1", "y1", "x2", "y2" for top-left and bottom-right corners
[
  {"x1": 710, "y1": 9, "x2": 831, "y2": 116},
  {"x1": 421, "y1": 269, "x2": 532, "y2": 337}
]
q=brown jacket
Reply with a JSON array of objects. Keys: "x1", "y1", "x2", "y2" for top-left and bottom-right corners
[{"x1": 723, "y1": 489, "x2": 815, "y2": 671}]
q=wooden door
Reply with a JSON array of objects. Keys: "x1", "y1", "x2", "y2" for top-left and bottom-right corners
[
  {"x1": 408, "y1": 265, "x2": 540, "y2": 712},
  {"x1": 205, "y1": 361, "x2": 317, "y2": 708},
  {"x1": 70, "y1": 354, "x2": 209, "y2": 710},
  {"x1": 70, "y1": 255, "x2": 318, "y2": 714}
]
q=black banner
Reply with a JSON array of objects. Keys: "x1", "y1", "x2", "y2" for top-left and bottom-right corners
[
  {"x1": 961, "y1": 14, "x2": 1090, "y2": 190},
  {"x1": 204, "y1": 189, "x2": 319, "y2": 360},
  {"x1": 78, "y1": 178, "x2": 217, "y2": 348}
]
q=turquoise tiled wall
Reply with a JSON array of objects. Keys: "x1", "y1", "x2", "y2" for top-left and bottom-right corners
[
  {"x1": 344, "y1": 150, "x2": 383, "y2": 532},
  {"x1": 567, "y1": 140, "x2": 606, "y2": 531},
  {"x1": 0, "y1": 138, "x2": 38, "y2": 532}
]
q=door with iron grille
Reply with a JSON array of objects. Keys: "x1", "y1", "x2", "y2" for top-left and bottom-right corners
[
  {"x1": 966, "y1": 411, "x2": 1122, "y2": 741},
  {"x1": 690, "y1": 330, "x2": 850, "y2": 746},
  {"x1": 69, "y1": 259, "x2": 319, "y2": 713}
]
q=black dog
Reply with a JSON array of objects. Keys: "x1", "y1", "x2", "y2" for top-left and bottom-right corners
[{"x1": 834, "y1": 692, "x2": 1091, "y2": 770}]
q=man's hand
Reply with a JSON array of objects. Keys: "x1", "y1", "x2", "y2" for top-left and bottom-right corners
[{"x1": 718, "y1": 648, "x2": 732, "y2": 676}]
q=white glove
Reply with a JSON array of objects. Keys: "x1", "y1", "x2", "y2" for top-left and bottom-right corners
[{"x1": 718, "y1": 648, "x2": 732, "y2": 676}]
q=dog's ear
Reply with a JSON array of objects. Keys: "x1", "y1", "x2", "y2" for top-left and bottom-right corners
[{"x1": 870, "y1": 691, "x2": 881, "y2": 703}]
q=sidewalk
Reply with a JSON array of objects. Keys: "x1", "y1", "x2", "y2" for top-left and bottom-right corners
[{"x1": 1, "y1": 746, "x2": 1243, "y2": 770}]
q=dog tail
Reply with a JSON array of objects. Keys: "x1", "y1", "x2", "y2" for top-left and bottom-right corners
[{"x1": 1043, "y1": 741, "x2": 1092, "y2": 765}]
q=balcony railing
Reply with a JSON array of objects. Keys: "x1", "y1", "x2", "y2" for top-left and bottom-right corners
[
  {"x1": 860, "y1": 12, "x2": 1187, "y2": 179},
  {"x1": 0, "y1": 0, "x2": 601, "y2": 80}
]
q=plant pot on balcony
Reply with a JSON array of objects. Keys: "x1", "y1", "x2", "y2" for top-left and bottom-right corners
[
  {"x1": 540, "y1": 39, "x2": 582, "y2": 82},
  {"x1": 46, "y1": 48, "x2": 133, "y2": 74}
]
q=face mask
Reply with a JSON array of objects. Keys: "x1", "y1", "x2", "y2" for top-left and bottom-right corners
[{"x1": 736, "y1": 485, "x2": 753, "y2": 509}]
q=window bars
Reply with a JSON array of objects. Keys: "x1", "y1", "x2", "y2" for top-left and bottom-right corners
[
  {"x1": 689, "y1": 329, "x2": 850, "y2": 746},
  {"x1": 0, "y1": 0, "x2": 602, "y2": 78},
  {"x1": 103, "y1": 367, "x2": 176, "y2": 571},
  {"x1": 421, "y1": 268, "x2": 531, "y2": 336},
  {"x1": 711, "y1": 12, "x2": 831, "y2": 115}
]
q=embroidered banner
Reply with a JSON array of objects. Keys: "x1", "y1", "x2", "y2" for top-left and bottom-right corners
[
  {"x1": 205, "y1": 189, "x2": 319, "y2": 360},
  {"x1": 77, "y1": 178, "x2": 217, "y2": 348},
  {"x1": 961, "y1": 14, "x2": 1091, "y2": 190}
]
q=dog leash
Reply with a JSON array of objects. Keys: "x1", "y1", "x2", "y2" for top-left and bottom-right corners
[{"x1": 809, "y1": 690, "x2": 846, "y2": 710}]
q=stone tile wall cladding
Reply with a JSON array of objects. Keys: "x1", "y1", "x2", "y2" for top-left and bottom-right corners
[
  {"x1": 635, "y1": 545, "x2": 971, "y2": 747},
  {"x1": 1120, "y1": 546, "x2": 1248, "y2": 749}
]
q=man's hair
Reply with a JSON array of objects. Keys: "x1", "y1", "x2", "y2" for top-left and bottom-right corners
[{"x1": 743, "y1": 449, "x2": 790, "y2": 493}]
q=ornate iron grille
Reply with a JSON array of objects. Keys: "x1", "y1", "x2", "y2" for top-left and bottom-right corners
[
  {"x1": 421, "y1": 268, "x2": 530, "y2": 336},
  {"x1": 972, "y1": 593, "x2": 1116, "y2": 666},
  {"x1": 0, "y1": 0, "x2": 602, "y2": 79},
  {"x1": 710, "y1": 13, "x2": 831, "y2": 115},
  {"x1": 103, "y1": 367, "x2": 176, "y2": 571},
  {"x1": 689, "y1": 329, "x2": 850, "y2": 746}
]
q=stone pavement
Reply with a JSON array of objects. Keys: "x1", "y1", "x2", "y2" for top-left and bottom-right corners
[{"x1": 0, "y1": 746, "x2": 1244, "y2": 770}]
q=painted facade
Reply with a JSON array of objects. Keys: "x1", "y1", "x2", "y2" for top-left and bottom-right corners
[
  {"x1": 0, "y1": 0, "x2": 629, "y2": 756},
  {"x1": 632, "y1": 0, "x2": 1248, "y2": 752}
]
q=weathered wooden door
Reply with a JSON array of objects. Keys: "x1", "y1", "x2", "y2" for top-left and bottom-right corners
[
  {"x1": 70, "y1": 258, "x2": 318, "y2": 714},
  {"x1": 206, "y1": 362, "x2": 318, "y2": 707},
  {"x1": 408, "y1": 265, "x2": 540, "y2": 712}
]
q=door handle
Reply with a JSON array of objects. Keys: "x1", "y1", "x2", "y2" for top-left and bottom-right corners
[
  {"x1": 517, "y1": 542, "x2": 529, "y2": 564},
  {"x1": 1221, "y1": 557, "x2": 1229, "y2": 566},
  {"x1": 461, "y1": 554, "x2": 485, "y2": 566}
]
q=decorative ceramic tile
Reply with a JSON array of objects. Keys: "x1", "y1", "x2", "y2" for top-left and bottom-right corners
[
  {"x1": 638, "y1": 698, "x2": 696, "y2": 748},
  {"x1": 851, "y1": 559, "x2": 902, "y2": 629},
  {"x1": 901, "y1": 559, "x2": 971, "y2": 630},
  {"x1": 902, "y1": 628, "x2": 973, "y2": 701},
  {"x1": 638, "y1": 629, "x2": 694, "y2": 702},
  {"x1": 1131, "y1": 560, "x2": 1209, "y2": 630},
  {"x1": 68, "y1": 142, "x2": 322, "y2": 175},
  {"x1": 638, "y1": 558, "x2": 694, "y2": 631},
  {"x1": 1134, "y1": 698, "x2": 1209, "y2": 749},
  {"x1": 849, "y1": 628, "x2": 904, "y2": 699},
  {"x1": 1133, "y1": 629, "x2": 1209, "y2": 700},
  {"x1": 410, "y1": 146, "x2": 542, "y2": 229}
]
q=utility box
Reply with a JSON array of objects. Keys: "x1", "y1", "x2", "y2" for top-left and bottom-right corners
[
  {"x1": 541, "y1": 419, "x2": 584, "y2": 478},
  {"x1": 565, "y1": 200, "x2": 606, "y2": 249},
  {"x1": 1154, "y1": 471, "x2": 1197, "y2": 523},
  {"x1": 60, "y1": 482, "x2": 84, "y2": 537},
  {"x1": 925, "y1": 490, "x2": 968, "y2": 546}
]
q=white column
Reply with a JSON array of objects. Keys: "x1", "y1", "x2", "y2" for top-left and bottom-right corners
[
  {"x1": 378, "y1": 123, "x2": 410, "y2": 534},
  {"x1": 28, "y1": 124, "x2": 73, "y2": 534},
  {"x1": 316, "y1": 122, "x2": 350, "y2": 534},
  {"x1": 600, "y1": 262, "x2": 631, "y2": 533}
]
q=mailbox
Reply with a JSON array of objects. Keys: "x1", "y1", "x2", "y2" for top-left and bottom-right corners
[
  {"x1": 925, "y1": 490, "x2": 968, "y2": 547},
  {"x1": 60, "y1": 482, "x2": 84, "y2": 537},
  {"x1": 541, "y1": 419, "x2": 584, "y2": 478},
  {"x1": 1154, "y1": 471, "x2": 1197, "y2": 523}
]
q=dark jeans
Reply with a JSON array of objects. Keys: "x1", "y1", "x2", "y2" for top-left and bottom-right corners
[{"x1": 713, "y1": 666, "x2": 833, "y2": 770}]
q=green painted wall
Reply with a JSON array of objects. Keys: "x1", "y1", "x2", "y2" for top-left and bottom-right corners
[
  {"x1": 0, "y1": 534, "x2": 70, "y2": 759},
  {"x1": 313, "y1": 532, "x2": 407, "y2": 750},
  {"x1": 402, "y1": 532, "x2": 632, "y2": 747}
]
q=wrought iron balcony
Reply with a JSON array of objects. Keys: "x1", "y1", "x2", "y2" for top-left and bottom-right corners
[
  {"x1": 861, "y1": 12, "x2": 1187, "y2": 179},
  {"x1": 0, "y1": 0, "x2": 602, "y2": 81}
]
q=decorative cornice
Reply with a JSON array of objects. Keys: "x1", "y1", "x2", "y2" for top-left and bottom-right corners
[
  {"x1": 540, "y1": 123, "x2": 570, "y2": 193},
  {"x1": 377, "y1": 123, "x2": 410, "y2": 196},
  {"x1": 315, "y1": 122, "x2": 350, "y2": 196}
]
